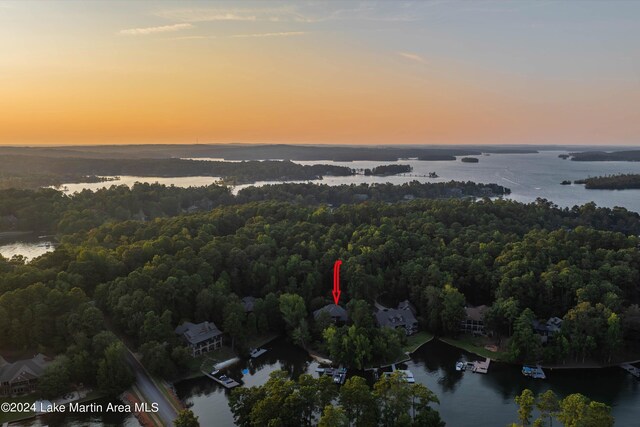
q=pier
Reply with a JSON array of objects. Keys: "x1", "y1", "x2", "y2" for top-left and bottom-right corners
[
  {"x1": 203, "y1": 370, "x2": 241, "y2": 389},
  {"x1": 472, "y1": 358, "x2": 491, "y2": 374},
  {"x1": 620, "y1": 363, "x2": 640, "y2": 379}
]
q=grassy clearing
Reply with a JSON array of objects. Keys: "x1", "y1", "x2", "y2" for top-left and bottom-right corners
[
  {"x1": 403, "y1": 331, "x2": 435, "y2": 354},
  {"x1": 440, "y1": 336, "x2": 507, "y2": 361}
]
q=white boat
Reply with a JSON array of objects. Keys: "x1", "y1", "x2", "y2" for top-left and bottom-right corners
[
  {"x1": 250, "y1": 348, "x2": 267, "y2": 358},
  {"x1": 455, "y1": 362, "x2": 465, "y2": 371}
]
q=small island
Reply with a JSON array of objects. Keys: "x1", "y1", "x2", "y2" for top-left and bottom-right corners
[
  {"x1": 574, "y1": 173, "x2": 640, "y2": 190},
  {"x1": 461, "y1": 157, "x2": 479, "y2": 163},
  {"x1": 560, "y1": 180, "x2": 571, "y2": 185},
  {"x1": 558, "y1": 154, "x2": 570, "y2": 159},
  {"x1": 363, "y1": 164, "x2": 412, "y2": 176}
]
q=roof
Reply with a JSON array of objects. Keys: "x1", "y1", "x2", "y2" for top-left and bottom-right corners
[
  {"x1": 397, "y1": 300, "x2": 416, "y2": 315},
  {"x1": 375, "y1": 308, "x2": 417, "y2": 329},
  {"x1": 175, "y1": 321, "x2": 223, "y2": 345},
  {"x1": 242, "y1": 296, "x2": 256, "y2": 313},
  {"x1": 313, "y1": 304, "x2": 349, "y2": 322},
  {"x1": 0, "y1": 353, "x2": 50, "y2": 384},
  {"x1": 464, "y1": 305, "x2": 488, "y2": 322}
]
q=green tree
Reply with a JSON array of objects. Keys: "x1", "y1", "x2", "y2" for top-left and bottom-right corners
[
  {"x1": 440, "y1": 284, "x2": 465, "y2": 335},
  {"x1": 509, "y1": 309, "x2": 542, "y2": 362},
  {"x1": 97, "y1": 342, "x2": 134, "y2": 396},
  {"x1": 38, "y1": 356, "x2": 71, "y2": 399},
  {"x1": 515, "y1": 389, "x2": 535, "y2": 427},
  {"x1": 318, "y1": 405, "x2": 349, "y2": 427},
  {"x1": 279, "y1": 293, "x2": 307, "y2": 333},
  {"x1": 174, "y1": 409, "x2": 200, "y2": 427},
  {"x1": 340, "y1": 376, "x2": 378, "y2": 427},
  {"x1": 536, "y1": 389, "x2": 559, "y2": 427}
]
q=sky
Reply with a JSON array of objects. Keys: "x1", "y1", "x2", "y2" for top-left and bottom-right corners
[{"x1": 1, "y1": 0, "x2": 639, "y2": 146}]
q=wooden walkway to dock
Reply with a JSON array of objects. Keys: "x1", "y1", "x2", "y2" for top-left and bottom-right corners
[{"x1": 620, "y1": 363, "x2": 640, "y2": 379}]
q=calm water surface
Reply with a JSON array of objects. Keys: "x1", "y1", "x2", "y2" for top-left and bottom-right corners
[
  {"x1": 175, "y1": 338, "x2": 639, "y2": 427},
  {"x1": 0, "y1": 233, "x2": 56, "y2": 261}
]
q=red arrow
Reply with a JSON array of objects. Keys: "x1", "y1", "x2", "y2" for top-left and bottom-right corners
[{"x1": 333, "y1": 260, "x2": 342, "y2": 305}]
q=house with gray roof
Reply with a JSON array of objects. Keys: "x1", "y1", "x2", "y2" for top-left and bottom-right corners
[
  {"x1": 0, "y1": 353, "x2": 51, "y2": 397},
  {"x1": 175, "y1": 321, "x2": 223, "y2": 356},
  {"x1": 313, "y1": 304, "x2": 349, "y2": 324},
  {"x1": 460, "y1": 305, "x2": 489, "y2": 335},
  {"x1": 375, "y1": 304, "x2": 418, "y2": 336}
]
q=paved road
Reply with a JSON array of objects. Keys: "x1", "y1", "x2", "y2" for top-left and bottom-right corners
[{"x1": 124, "y1": 350, "x2": 178, "y2": 425}]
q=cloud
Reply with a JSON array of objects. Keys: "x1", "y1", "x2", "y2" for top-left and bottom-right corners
[
  {"x1": 119, "y1": 23, "x2": 194, "y2": 36},
  {"x1": 398, "y1": 52, "x2": 427, "y2": 64},
  {"x1": 154, "y1": 4, "x2": 420, "y2": 24},
  {"x1": 230, "y1": 32, "x2": 306, "y2": 39}
]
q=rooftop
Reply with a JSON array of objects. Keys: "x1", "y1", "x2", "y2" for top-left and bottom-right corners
[
  {"x1": 313, "y1": 304, "x2": 349, "y2": 322},
  {"x1": 0, "y1": 353, "x2": 50, "y2": 384},
  {"x1": 175, "y1": 321, "x2": 223, "y2": 345}
]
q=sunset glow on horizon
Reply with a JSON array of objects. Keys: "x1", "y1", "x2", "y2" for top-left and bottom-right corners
[{"x1": 1, "y1": 0, "x2": 639, "y2": 146}]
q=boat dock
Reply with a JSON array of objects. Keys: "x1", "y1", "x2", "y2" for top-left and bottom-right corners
[
  {"x1": 522, "y1": 365, "x2": 546, "y2": 379},
  {"x1": 456, "y1": 359, "x2": 490, "y2": 374},
  {"x1": 620, "y1": 363, "x2": 640, "y2": 379},
  {"x1": 472, "y1": 359, "x2": 491, "y2": 374},
  {"x1": 321, "y1": 366, "x2": 347, "y2": 384},
  {"x1": 203, "y1": 371, "x2": 241, "y2": 389}
]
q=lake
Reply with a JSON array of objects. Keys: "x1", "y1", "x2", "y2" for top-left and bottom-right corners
[
  {"x1": 0, "y1": 233, "x2": 56, "y2": 261},
  {"x1": 57, "y1": 151, "x2": 640, "y2": 212},
  {"x1": 174, "y1": 338, "x2": 639, "y2": 427}
]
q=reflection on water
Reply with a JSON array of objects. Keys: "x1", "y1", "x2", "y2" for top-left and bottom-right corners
[
  {"x1": 176, "y1": 338, "x2": 640, "y2": 427},
  {"x1": 55, "y1": 176, "x2": 223, "y2": 194},
  {"x1": 0, "y1": 234, "x2": 56, "y2": 261}
]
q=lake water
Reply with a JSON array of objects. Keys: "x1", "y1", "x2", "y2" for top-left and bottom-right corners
[
  {"x1": 53, "y1": 152, "x2": 640, "y2": 212},
  {"x1": 174, "y1": 338, "x2": 639, "y2": 427},
  {"x1": 54, "y1": 175, "x2": 223, "y2": 194},
  {"x1": 0, "y1": 233, "x2": 56, "y2": 261}
]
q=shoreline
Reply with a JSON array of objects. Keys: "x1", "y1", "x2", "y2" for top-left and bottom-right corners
[{"x1": 439, "y1": 337, "x2": 640, "y2": 370}]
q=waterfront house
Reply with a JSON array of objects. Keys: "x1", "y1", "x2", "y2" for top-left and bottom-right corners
[
  {"x1": 460, "y1": 305, "x2": 488, "y2": 335},
  {"x1": 532, "y1": 317, "x2": 564, "y2": 344},
  {"x1": 0, "y1": 353, "x2": 51, "y2": 397},
  {"x1": 313, "y1": 304, "x2": 349, "y2": 324},
  {"x1": 175, "y1": 321, "x2": 224, "y2": 356},
  {"x1": 375, "y1": 304, "x2": 418, "y2": 336}
]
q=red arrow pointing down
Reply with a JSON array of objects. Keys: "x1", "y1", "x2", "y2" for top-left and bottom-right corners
[{"x1": 333, "y1": 260, "x2": 342, "y2": 305}]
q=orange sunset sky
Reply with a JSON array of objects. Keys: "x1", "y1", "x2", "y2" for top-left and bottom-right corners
[{"x1": 1, "y1": 0, "x2": 639, "y2": 146}]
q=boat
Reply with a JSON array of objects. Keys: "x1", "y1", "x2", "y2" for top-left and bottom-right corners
[
  {"x1": 455, "y1": 361, "x2": 466, "y2": 371},
  {"x1": 522, "y1": 365, "x2": 546, "y2": 379},
  {"x1": 250, "y1": 348, "x2": 267, "y2": 358},
  {"x1": 333, "y1": 367, "x2": 347, "y2": 384},
  {"x1": 428, "y1": 172, "x2": 439, "y2": 178}
]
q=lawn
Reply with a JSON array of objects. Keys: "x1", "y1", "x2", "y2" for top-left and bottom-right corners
[
  {"x1": 440, "y1": 335, "x2": 507, "y2": 361},
  {"x1": 403, "y1": 331, "x2": 435, "y2": 354}
]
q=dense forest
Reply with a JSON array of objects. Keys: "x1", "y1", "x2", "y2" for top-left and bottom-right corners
[
  {"x1": 364, "y1": 165, "x2": 413, "y2": 176},
  {"x1": 0, "y1": 181, "x2": 509, "y2": 234},
  {"x1": 0, "y1": 156, "x2": 357, "y2": 189},
  {"x1": 1, "y1": 182, "x2": 638, "y2": 425},
  {"x1": 569, "y1": 150, "x2": 640, "y2": 162},
  {"x1": 575, "y1": 174, "x2": 640, "y2": 190}
]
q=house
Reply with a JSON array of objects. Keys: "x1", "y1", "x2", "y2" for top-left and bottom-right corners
[
  {"x1": 242, "y1": 296, "x2": 256, "y2": 313},
  {"x1": 460, "y1": 305, "x2": 488, "y2": 335},
  {"x1": 0, "y1": 353, "x2": 51, "y2": 397},
  {"x1": 397, "y1": 300, "x2": 417, "y2": 315},
  {"x1": 313, "y1": 304, "x2": 349, "y2": 324},
  {"x1": 375, "y1": 304, "x2": 418, "y2": 336},
  {"x1": 532, "y1": 317, "x2": 563, "y2": 344},
  {"x1": 175, "y1": 321, "x2": 224, "y2": 356}
]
